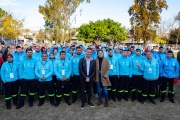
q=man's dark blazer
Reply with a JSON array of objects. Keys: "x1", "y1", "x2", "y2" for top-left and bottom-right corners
[{"x1": 79, "y1": 57, "x2": 96, "y2": 81}]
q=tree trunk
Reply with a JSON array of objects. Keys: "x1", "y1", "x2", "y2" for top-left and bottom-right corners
[{"x1": 176, "y1": 26, "x2": 180, "y2": 49}]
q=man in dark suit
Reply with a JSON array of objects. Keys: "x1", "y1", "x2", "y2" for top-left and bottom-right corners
[{"x1": 79, "y1": 48, "x2": 96, "y2": 109}]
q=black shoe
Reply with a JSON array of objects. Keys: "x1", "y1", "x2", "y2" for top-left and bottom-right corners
[
  {"x1": 141, "y1": 100, "x2": 146, "y2": 104},
  {"x1": 149, "y1": 100, "x2": 156, "y2": 105},
  {"x1": 71, "y1": 99, "x2": 76, "y2": 104},
  {"x1": 66, "y1": 101, "x2": 71, "y2": 105},
  {"x1": 81, "y1": 103, "x2": 85, "y2": 109},
  {"x1": 169, "y1": 98, "x2": 175, "y2": 103},
  {"x1": 16, "y1": 105, "x2": 24, "y2": 109},
  {"x1": 7, "y1": 106, "x2": 11, "y2": 109},
  {"x1": 13, "y1": 102, "x2": 18, "y2": 106},
  {"x1": 112, "y1": 98, "x2": 116, "y2": 102},
  {"x1": 118, "y1": 98, "x2": 122, "y2": 101},
  {"x1": 160, "y1": 98, "x2": 165, "y2": 102},
  {"x1": 54, "y1": 103, "x2": 59, "y2": 107},
  {"x1": 50, "y1": 101, "x2": 55, "y2": 106},
  {"x1": 124, "y1": 98, "x2": 129, "y2": 101},
  {"x1": 88, "y1": 102, "x2": 95, "y2": 108},
  {"x1": 131, "y1": 98, "x2": 136, "y2": 102},
  {"x1": 38, "y1": 102, "x2": 44, "y2": 106},
  {"x1": 29, "y1": 103, "x2": 33, "y2": 107}
]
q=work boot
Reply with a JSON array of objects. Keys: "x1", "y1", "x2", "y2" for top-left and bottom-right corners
[
  {"x1": 71, "y1": 93, "x2": 77, "y2": 103},
  {"x1": 160, "y1": 93, "x2": 165, "y2": 102},
  {"x1": 118, "y1": 93, "x2": 123, "y2": 101},
  {"x1": 97, "y1": 99, "x2": 103, "y2": 106},
  {"x1": 112, "y1": 92, "x2": 116, "y2": 102},
  {"x1": 65, "y1": 96, "x2": 71, "y2": 105},
  {"x1": 104, "y1": 100, "x2": 108, "y2": 107},
  {"x1": 131, "y1": 91, "x2": 136, "y2": 102},
  {"x1": 149, "y1": 99, "x2": 156, "y2": 105},
  {"x1": 169, "y1": 98, "x2": 175, "y2": 103}
]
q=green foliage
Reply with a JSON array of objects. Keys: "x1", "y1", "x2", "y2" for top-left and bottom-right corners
[
  {"x1": 35, "y1": 29, "x2": 46, "y2": 41},
  {"x1": 129, "y1": 0, "x2": 168, "y2": 46},
  {"x1": 153, "y1": 38, "x2": 166, "y2": 44},
  {"x1": 39, "y1": 0, "x2": 90, "y2": 43},
  {"x1": 77, "y1": 18, "x2": 127, "y2": 43},
  {"x1": 0, "y1": 8, "x2": 23, "y2": 39},
  {"x1": 0, "y1": 8, "x2": 7, "y2": 18}
]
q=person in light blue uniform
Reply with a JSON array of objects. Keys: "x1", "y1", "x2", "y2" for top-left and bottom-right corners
[
  {"x1": 32, "y1": 46, "x2": 42, "y2": 64},
  {"x1": 129, "y1": 46, "x2": 135, "y2": 57},
  {"x1": 102, "y1": 47, "x2": 108, "y2": 58},
  {"x1": 119, "y1": 47, "x2": 123, "y2": 55},
  {"x1": 13, "y1": 46, "x2": 25, "y2": 65},
  {"x1": 49, "y1": 53, "x2": 57, "y2": 90},
  {"x1": 90, "y1": 45, "x2": 97, "y2": 59},
  {"x1": 106, "y1": 49, "x2": 118, "y2": 102},
  {"x1": 70, "y1": 46, "x2": 85, "y2": 103},
  {"x1": 47, "y1": 47, "x2": 51, "y2": 57},
  {"x1": 154, "y1": 46, "x2": 166, "y2": 63},
  {"x1": 138, "y1": 51, "x2": 159, "y2": 105},
  {"x1": 131, "y1": 48, "x2": 144, "y2": 102},
  {"x1": 54, "y1": 51, "x2": 72, "y2": 106},
  {"x1": 79, "y1": 45, "x2": 86, "y2": 56},
  {"x1": 114, "y1": 47, "x2": 121, "y2": 59},
  {"x1": 53, "y1": 48, "x2": 59, "y2": 59},
  {"x1": 13, "y1": 46, "x2": 25, "y2": 94},
  {"x1": 1, "y1": 54, "x2": 19, "y2": 109},
  {"x1": 62, "y1": 47, "x2": 72, "y2": 60},
  {"x1": 35, "y1": 53, "x2": 55, "y2": 106},
  {"x1": 69, "y1": 45, "x2": 76, "y2": 55},
  {"x1": 50, "y1": 44, "x2": 61, "y2": 53},
  {"x1": 16, "y1": 47, "x2": 36, "y2": 109},
  {"x1": 154, "y1": 46, "x2": 166, "y2": 94},
  {"x1": 117, "y1": 50, "x2": 132, "y2": 101},
  {"x1": 159, "y1": 50, "x2": 179, "y2": 103}
]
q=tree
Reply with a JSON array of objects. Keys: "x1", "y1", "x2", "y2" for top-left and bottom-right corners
[
  {"x1": 153, "y1": 38, "x2": 166, "y2": 44},
  {"x1": 129, "y1": 25, "x2": 142, "y2": 42},
  {"x1": 169, "y1": 28, "x2": 180, "y2": 44},
  {"x1": 0, "y1": 8, "x2": 23, "y2": 42},
  {"x1": 39, "y1": 0, "x2": 90, "y2": 43},
  {"x1": 0, "y1": 8, "x2": 8, "y2": 39},
  {"x1": 129, "y1": 0, "x2": 168, "y2": 47},
  {"x1": 157, "y1": 18, "x2": 176, "y2": 44},
  {"x1": 0, "y1": 14, "x2": 23, "y2": 40},
  {"x1": 35, "y1": 29, "x2": 46, "y2": 42},
  {"x1": 77, "y1": 19, "x2": 127, "y2": 44},
  {"x1": 175, "y1": 12, "x2": 180, "y2": 48},
  {"x1": 77, "y1": 24, "x2": 93, "y2": 43},
  {"x1": 0, "y1": 8, "x2": 7, "y2": 18}
]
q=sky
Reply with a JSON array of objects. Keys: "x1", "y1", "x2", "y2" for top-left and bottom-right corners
[{"x1": 0, "y1": 0, "x2": 180, "y2": 31}]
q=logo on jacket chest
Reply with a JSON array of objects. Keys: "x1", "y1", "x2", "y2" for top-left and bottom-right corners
[
  {"x1": 122, "y1": 61, "x2": 129, "y2": 65},
  {"x1": 24, "y1": 63, "x2": 34, "y2": 68}
]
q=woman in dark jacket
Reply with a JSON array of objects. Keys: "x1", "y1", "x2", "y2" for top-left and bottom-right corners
[
  {"x1": 0, "y1": 51, "x2": 5, "y2": 95},
  {"x1": 3, "y1": 46, "x2": 10, "y2": 62}
]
